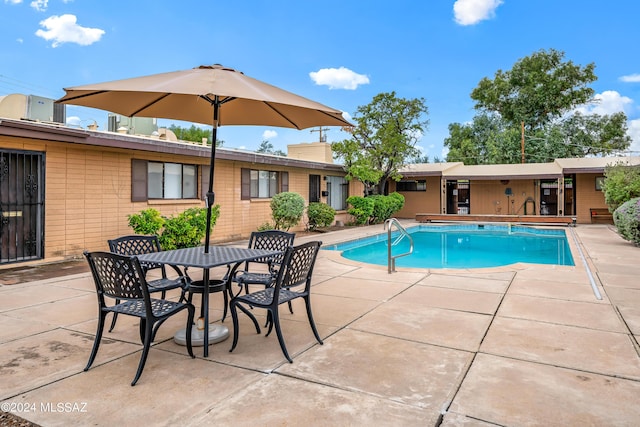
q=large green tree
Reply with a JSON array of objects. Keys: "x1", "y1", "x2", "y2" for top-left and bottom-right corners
[
  {"x1": 446, "y1": 49, "x2": 631, "y2": 164},
  {"x1": 168, "y1": 124, "x2": 223, "y2": 146},
  {"x1": 256, "y1": 140, "x2": 286, "y2": 156},
  {"x1": 471, "y1": 48, "x2": 596, "y2": 129},
  {"x1": 332, "y1": 92, "x2": 429, "y2": 195}
]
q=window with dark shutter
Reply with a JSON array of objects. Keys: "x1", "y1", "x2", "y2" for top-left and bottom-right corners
[{"x1": 280, "y1": 171, "x2": 289, "y2": 193}]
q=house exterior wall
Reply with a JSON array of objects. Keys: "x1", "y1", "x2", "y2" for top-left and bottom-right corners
[
  {"x1": 574, "y1": 173, "x2": 608, "y2": 223},
  {"x1": 468, "y1": 180, "x2": 537, "y2": 215},
  {"x1": 287, "y1": 142, "x2": 334, "y2": 163},
  {"x1": 391, "y1": 174, "x2": 604, "y2": 224},
  {"x1": 391, "y1": 176, "x2": 442, "y2": 218},
  {"x1": 1, "y1": 132, "x2": 354, "y2": 262}
]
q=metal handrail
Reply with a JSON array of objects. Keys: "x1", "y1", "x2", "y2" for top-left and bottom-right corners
[{"x1": 384, "y1": 218, "x2": 414, "y2": 273}]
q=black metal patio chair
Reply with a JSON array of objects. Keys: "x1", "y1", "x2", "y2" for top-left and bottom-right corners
[
  {"x1": 231, "y1": 230, "x2": 295, "y2": 296},
  {"x1": 107, "y1": 235, "x2": 190, "y2": 332},
  {"x1": 229, "y1": 241, "x2": 323, "y2": 362},
  {"x1": 83, "y1": 251, "x2": 195, "y2": 386}
]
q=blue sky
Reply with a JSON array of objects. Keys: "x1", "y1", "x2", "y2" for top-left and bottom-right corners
[{"x1": 2, "y1": 0, "x2": 640, "y2": 158}]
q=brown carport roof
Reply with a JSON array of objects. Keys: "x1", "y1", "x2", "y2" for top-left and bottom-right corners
[{"x1": 443, "y1": 162, "x2": 563, "y2": 180}]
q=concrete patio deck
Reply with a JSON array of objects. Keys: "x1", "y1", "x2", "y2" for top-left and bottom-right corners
[{"x1": 0, "y1": 222, "x2": 638, "y2": 426}]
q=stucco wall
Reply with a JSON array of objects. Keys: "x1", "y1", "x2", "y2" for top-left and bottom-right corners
[
  {"x1": 392, "y1": 176, "x2": 442, "y2": 217},
  {"x1": 574, "y1": 173, "x2": 608, "y2": 223}
]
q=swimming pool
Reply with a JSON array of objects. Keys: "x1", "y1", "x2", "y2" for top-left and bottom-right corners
[{"x1": 324, "y1": 224, "x2": 575, "y2": 269}]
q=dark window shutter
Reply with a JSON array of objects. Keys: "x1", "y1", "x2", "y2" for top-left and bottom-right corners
[
  {"x1": 201, "y1": 165, "x2": 210, "y2": 200},
  {"x1": 131, "y1": 159, "x2": 148, "y2": 202},
  {"x1": 241, "y1": 168, "x2": 251, "y2": 200},
  {"x1": 280, "y1": 171, "x2": 289, "y2": 193}
]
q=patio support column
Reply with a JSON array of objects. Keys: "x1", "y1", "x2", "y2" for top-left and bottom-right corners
[
  {"x1": 557, "y1": 176, "x2": 565, "y2": 216},
  {"x1": 441, "y1": 178, "x2": 447, "y2": 214}
]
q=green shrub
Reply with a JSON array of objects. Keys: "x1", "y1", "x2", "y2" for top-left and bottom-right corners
[
  {"x1": 346, "y1": 196, "x2": 375, "y2": 225},
  {"x1": 307, "y1": 202, "x2": 336, "y2": 230},
  {"x1": 127, "y1": 206, "x2": 219, "y2": 250},
  {"x1": 159, "y1": 207, "x2": 216, "y2": 250},
  {"x1": 369, "y1": 192, "x2": 406, "y2": 224},
  {"x1": 127, "y1": 208, "x2": 164, "y2": 235},
  {"x1": 257, "y1": 222, "x2": 275, "y2": 231},
  {"x1": 603, "y1": 164, "x2": 640, "y2": 212},
  {"x1": 388, "y1": 192, "x2": 405, "y2": 212},
  {"x1": 270, "y1": 192, "x2": 305, "y2": 230},
  {"x1": 613, "y1": 197, "x2": 640, "y2": 246}
]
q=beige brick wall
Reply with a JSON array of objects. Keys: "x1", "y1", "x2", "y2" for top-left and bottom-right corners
[{"x1": 1, "y1": 135, "x2": 352, "y2": 261}]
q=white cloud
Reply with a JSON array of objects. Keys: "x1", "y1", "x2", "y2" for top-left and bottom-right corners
[
  {"x1": 35, "y1": 14, "x2": 105, "y2": 47},
  {"x1": 66, "y1": 116, "x2": 81, "y2": 127},
  {"x1": 627, "y1": 119, "x2": 640, "y2": 153},
  {"x1": 575, "y1": 90, "x2": 633, "y2": 116},
  {"x1": 262, "y1": 130, "x2": 277, "y2": 140},
  {"x1": 30, "y1": 0, "x2": 47, "y2": 12},
  {"x1": 454, "y1": 0, "x2": 503, "y2": 26},
  {"x1": 342, "y1": 111, "x2": 352, "y2": 122},
  {"x1": 574, "y1": 91, "x2": 640, "y2": 154},
  {"x1": 4, "y1": 0, "x2": 23, "y2": 4},
  {"x1": 309, "y1": 67, "x2": 369, "y2": 90},
  {"x1": 619, "y1": 74, "x2": 640, "y2": 83}
]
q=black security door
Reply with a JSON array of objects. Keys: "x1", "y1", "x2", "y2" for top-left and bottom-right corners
[{"x1": 0, "y1": 150, "x2": 45, "y2": 264}]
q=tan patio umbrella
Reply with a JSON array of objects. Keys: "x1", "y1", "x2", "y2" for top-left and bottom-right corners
[{"x1": 57, "y1": 64, "x2": 352, "y2": 252}]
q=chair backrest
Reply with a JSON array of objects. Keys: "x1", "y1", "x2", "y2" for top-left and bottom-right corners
[
  {"x1": 108, "y1": 235, "x2": 164, "y2": 276},
  {"x1": 84, "y1": 250, "x2": 151, "y2": 305},
  {"x1": 274, "y1": 241, "x2": 322, "y2": 295},
  {"x1": 246, "y1": 230, "x2": 295, "y2": 267}
]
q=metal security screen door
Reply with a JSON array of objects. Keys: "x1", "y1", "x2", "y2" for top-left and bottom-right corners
[{"x1": 0, "y1": 150, "x2": 45, "y2": 264}]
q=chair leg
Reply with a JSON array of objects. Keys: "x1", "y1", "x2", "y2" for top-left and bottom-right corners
[
  {"x1": 229, "y1": 301, "x2": 240, "y2": 353},
  {"x1": 264, "y1": 311, "x2": 272, "y2": 329},
  {"x1": 185, "y1": 306, "x2": 195, "y2": 358},
  {"x1": 229, "y1": 301, "x2": 261, "y2": 354},
  {"x1": 271, "y1": 309, "x2": 292, "y2": 363},
  {"x1": 108, "y1": 299, "x2": 120, "y2": 332},
  {"x1": 220, "y1": 291, "x2": 229, "y2": 322},
  {"x1": 139, "y1": 319, "x2": 146, "y2": 344},
  {"x1": 131, "y1": 318, "x2": 154, "y2": 386},
  {"x1": 178, "y1": 287, "x2": 188, "y2": 303},
  {"x1": 304, "y1": 296, "x2": 323, "y2": 345},
  {"x1": 287, "y1": 300, "x2": 294, "y2": 314},
  {"x1": 85, "y1": 311, "x2": 107, "y2": 371}
]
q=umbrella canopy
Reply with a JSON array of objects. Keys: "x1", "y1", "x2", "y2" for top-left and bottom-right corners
[
  {"x1": 58, "y1": 64, "x2": 351, "y2": 251},
  {"x1": 57, "y1": 64, "x2": 351, "y2": 130}
]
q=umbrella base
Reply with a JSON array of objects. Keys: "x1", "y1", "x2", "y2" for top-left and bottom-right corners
[{"x1": 173, "y1": 324, "x2": 229, "y2": 347}]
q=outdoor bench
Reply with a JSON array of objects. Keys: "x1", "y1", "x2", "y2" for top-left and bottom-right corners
[{"x1": 590, "y1": 208, "x2": 614, "y2": 224}]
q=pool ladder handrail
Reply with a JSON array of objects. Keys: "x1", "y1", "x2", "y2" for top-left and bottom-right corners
[{"x1": 384, "y1": 218, "x2": 414, "y2": 273}]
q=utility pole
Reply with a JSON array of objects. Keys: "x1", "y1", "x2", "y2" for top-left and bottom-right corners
[
  {"x1": 310, "y1": 126, "x2": 329, "y2": 142},
  {"x1": 521, "y1": 121, "x2": 525, "y2": 164}
]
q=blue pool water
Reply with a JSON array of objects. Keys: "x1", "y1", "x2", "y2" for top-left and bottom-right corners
[{"x1": 325, "y1": 224, "x2": 575, "y2": 269}]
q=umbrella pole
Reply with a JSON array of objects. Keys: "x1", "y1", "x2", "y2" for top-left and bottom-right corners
[{"x1": 204, "y1": 98, "x2": 219, "y2": 254}]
